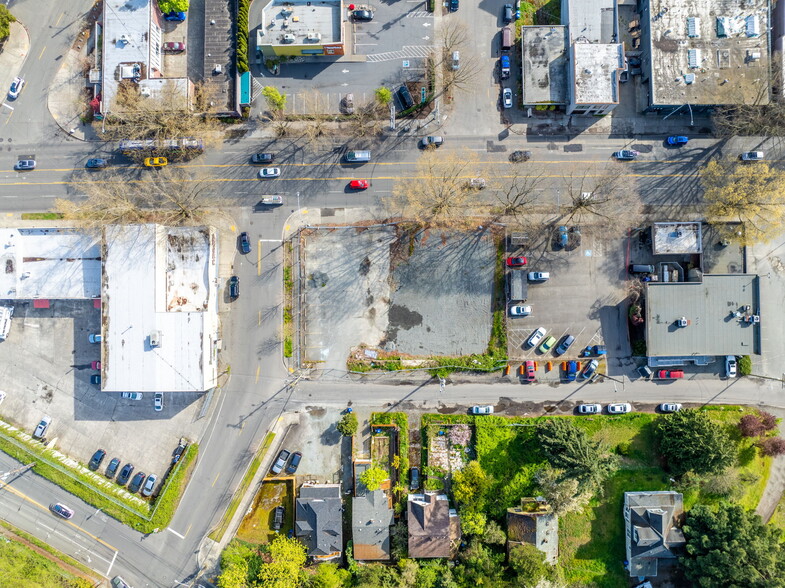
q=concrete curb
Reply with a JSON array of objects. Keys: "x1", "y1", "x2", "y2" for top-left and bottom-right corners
[{"x1": 0, "y1": 21, "x2": 31, "y2": 99}]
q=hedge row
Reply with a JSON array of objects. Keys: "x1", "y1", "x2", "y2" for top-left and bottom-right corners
[
  {"x1": 371, "y1": 412, "x2": 410, "y2": 487},
  {"x1": 237, "y1": 0, "x2": 250, "y2": 73}
]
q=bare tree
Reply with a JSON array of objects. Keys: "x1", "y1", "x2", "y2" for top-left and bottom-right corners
[
  {"x1": 439, "y1": 21, "x2": 482, "y2": 94},
  {"x1": 441, "y1": 19, "x2": 470, "y2": 53},
  {"x1": 712, "y1": 62, "x2": 783, "y2": 139},
  {"x1": 490, "y1": 165, "x2": 543, "y2": 226},
  {"x1": 350, "y1": 101, "x2": 384, "y2": 138},
  {"x1": 299, "y1": 90, "x2": 329, "y2": 141}
]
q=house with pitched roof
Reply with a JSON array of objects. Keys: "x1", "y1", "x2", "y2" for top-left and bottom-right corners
[
  {"x1": 352, "y1": 462, "x2": 394, "y2": 561},
  {"x1": 295, "y1": 483, "x2": 343, "y2": 561},
  {"x1": 407, "y1": 492, "x2": 461, "y2": 559},
  {"x1": 624, "y1": 491, "x2": 686, "y2": 578},
  {"x1": 506, "y1": 497, "x2": 559, "y2": 563}
]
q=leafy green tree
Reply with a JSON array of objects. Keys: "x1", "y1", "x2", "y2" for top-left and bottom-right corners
[
  {"x1": 218, "y1": 540, "x2": 256, "y2": 588},
  {"x1": 337, "y1": 412, "x2": 359, "y2": 436},
  {"x1": 482, "y1": 520, "x2": 507, "y2": 545},
  {"x1": 455, "y1": 539, "x2": 505, "y2": 586},
  {"x1": 451, "y1": 460, "x2": 491, "y2": 509},
  {"x1": 356, "y1": 563, "x2": 400, "y2": 587},
  {"x1": 655, "y1": 409, "x2": 735, "y2": 476},
  {"x1": 508, "y1": 544, "x2": 547, "y2": 586},
  {"x1": 262, "y1": 86, "x2": 287, "y2": 112},
  {"x1": 397, "y1": 559, "x2": 420, "y2": 586},
  {"x1": 535, "y1": 466, "x2": 591, "y2": 516},
  {"x1": 682, "y1": 504, "x2": 785, "y2": 587},
  {"x1": 458, "y1": 508, "x2": 486, "y2": 536},
  {"x1": 537, "y1": 419, "x2": 619, "y2": 489},
  {"x1": 0, "y1": 5, "x2": 16, "y2": 42},
  {"x1": 158, "y1": 0, "x2": 189, "y2": 12},
  {"x1": 257, "y1": 535, "x2": 307, "y2": 587},
  {"x1": 359, "y1": 465, "x2": 389, "y2": 491},
  {"x1": 375, "y1": 87, "x2": 392, "y2": 105},
  {"x1": 310, "y1": 563, "x2": 351, "y2": 588}
]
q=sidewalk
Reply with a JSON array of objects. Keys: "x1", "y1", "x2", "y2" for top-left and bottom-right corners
[
  {"x1": 0, "y1": 22, "x2": 30, "y2": 100},
  {"x1": 47, "y1": 41, "x2": 102, "y2": 141}
]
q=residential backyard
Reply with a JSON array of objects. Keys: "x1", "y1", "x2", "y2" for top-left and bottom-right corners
[{"x1": 236, "y1": 480, "x2": 294, "y2": 545}]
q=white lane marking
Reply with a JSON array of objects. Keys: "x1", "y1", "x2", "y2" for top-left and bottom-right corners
[
  {"x1": 106, "y1": 549, "x2": 118, "y2": 577},
  {"x1": 167, "y1": 527, "x2": 186, "y2": 539},
  {"x1": 2, "y1": 103, "x2": 14, "y2": 111},
  {"x1": 259, "y1": 239, "x2": 281, "y2": 242}
]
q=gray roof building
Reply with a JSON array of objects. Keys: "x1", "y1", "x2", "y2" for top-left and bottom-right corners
[
  {"x1": 521, "y1": 26, "x2": 569, "y2": 106},
  {"x1": 295, "y1": 483, "x2": 343, "y2": 561},
  {"x1": 352, "y1": 489, "x2": 394, "y2": 561},
  {"x1": 624, "y1": 491, "x2": 686, "y2": 578}
]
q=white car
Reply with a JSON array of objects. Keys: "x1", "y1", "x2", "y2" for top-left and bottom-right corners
[
  {"x1": 471, "y1": 405, "x2": 494, "y2": 415},
  {"x1": 526, "y1": 327, "x2": 547, "y2": 348},
  {"x1": 259, "y1": 167, "x2": 281, "y2": 178},
  {"x1": 527, "y1": 272, "x2": 549, "y2": 282},
  {"x1": 740, "y1": 151, "x2": 764, "y2": 161},
  {"x1": 467, "y1": 178, "x2": 486, "y2": 189},
  {"x1": 120, "y1": 392, "x2": 143, "y2": 400},
  {"x1": 154, "y1": 392, "x2": 163, "y2": 412},
  {"x1": 725, "y1": 355, "x2": 737, "y2": 378},
  {"x1": 659, "y1": 403, "x2": 682, "y2": 413},
  {"x1": 509, "y1": 305, "x2": 532, "y2": 317},
  {"x1": 607, "y1": 403, "x2": 632, "y2": 414},
  {"x1": 502, "y1": 88, "x2": 513, "y2": 109},
  {"x1": 8, "y1": 77, "x2": 24, "y2": 99},
  {"x1": 577, "y1": 403, "x2": 601, "y2": 414},
  {"x1": 33, "y1": 416, "x2": 52, "y2": 438}
]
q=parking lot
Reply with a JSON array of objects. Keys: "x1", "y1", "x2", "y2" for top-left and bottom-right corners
[
  {"x1": 506, "y1": 227, "x2": 630, "y2": 376},
  {"x1": 0, "y1": 300, "x2": 204, "y2": 488}
]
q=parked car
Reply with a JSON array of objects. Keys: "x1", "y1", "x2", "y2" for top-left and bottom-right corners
[
  {"x1": 141, "y1": 474, "x2": 157, "y2": 497},
  {"x1": 580, "y1": 359, "x2": 599, "y2": 380},
  {"x1": 659, "y1": 403, "x2": 682, "y2": 413},
  {"x1": 397, "y1": 85, "x2": 414, "y2": 110},
  {"x1": 556, "y1": 225, "x2": 568, "y2": 248},
  {"x1": 14, "y1": 159, "x2": 36, "y2": 171},
  {"x1": 524, "y1": 360, "x2": 536, "y2": 382},
  {"x1": 86, "y1": 158, "x2": 109, "y2": 169},
  {"x1": 409, "y1": 467, "x2": 420, "y2": 490},
  {"x1": 420, "y1": 136, "x2": 444, "y2": 148},
  {"x1": 272, "y1": 505, "x2": 285, "y2": 530},
  {"x1": 128, "y1": 472, "x2": 146, "y2": 494},
  {"x1": 666, "y1": 136, "x2": 689, "y2": 146},
  {"x1": 509, "y1": 150, "x2": 531, "y2": 163},
  {"x1": 89, "y1": 333, "x2": 102, "y2": 343},
  {"x1": 577, "y1": 403, "x2": 601, "y2": 414},
  {"x1": 33, "y1": 416, "x2": 51, "y2": 439},
  {"x1": 607, "y1": 403, "x2": 632, "y2": 414},
  {"x1": 8, "y1": 77, "x2": 24, "y2": 99},
  {"x1": 154, "y1": 392, "x2": 163, "y2": 412},
  {"x1": 740, "y1": 151, "x2": 764, "y2": 161},
  {"x1": 105, "y1": 458, "x2": 120, "y2": 479},
  {"x1": 562, "y1": 360, "x2": 579, "y2": 382},
  {"x1": 638, "y1": 365, "x2": 653, "y2": 379},
  {"x1": 467, "y1": 177, "x2": 486, "y2": 189},
  {"x1": 271, "y1": 449, "x2": 291, "y2": 475},
  {"x1": 88, "y1": 449, "x2": 106, "y2": 471},
  {"x1": 172, "y1": 441, "x2": 187, "y2": 465},
  {"x1": 251, "y1": 153, "x2": 274, "y2": 164},
  {"x1": 527, "y1": 272, "x2": 549, "y2": 282},
  {"x1": 506, "y1": 256, "x2": 527, "y2": 267},
  {"x1": 349, "y1": 179, "x2": 369, "y2": 190},
  {"x1": 555, "y1": 335, "x2": 575, "y2": 356},
  {"x1": 259, "y1": 195, "x2": 284, "y2": 206},
  {"x1": 91, "y1": 361, "x2": 102, "y2": 371},
  {"x1": 449, "y1": 0, "x2": 459, "y2": 11},
  {"x1": 286, "y1": 451, "x2": 302, "y2": 474},
  {"x1": 90, "y1": 374, "x2": 101, "y2": 385},
  {"x1": 228, "y1": 276, "x2": 240, "y2": 299},
  {"x1": 502, "y1": 87, "x2": 513, "y2": 109},
  {"x1": 658, "y1": 370, "x2": 684, "y2": 379},
  {"x1": 526, "y1": 327, "x2": 547, "y2": 348},
  {"x1": 120, "y1": 392, "x2": 143, "y2": 400},
  {"x1": 163, "y1": 11, "x2": 186, "y2": 21},
  {"x1": 613, "y1": 150, "x2": 639, "y2": 160},
  {"x1": 509, "y1": 305, "x2": 532, "y2": 317},
  {"x1": 239, "y1": 232, "x2": 251, "y2": 254},
  {"x1": 503, "y1": 3, "x2": 513, "y2": 23},
  {"x1": 50, "y1": 503, "x2": 74, "y2": 519},
  {"x1": 538, "y1": 335, "x2": 557, "y2": 353},
  {"x1": 352, "y1": 9, "x2": 374, "y2": 21},
  {"x1": 471, "y1": 405, "x2": 494, "y2": 415},
  {"x1": 143, "y1": 157, "x2": 167, "y2": 167},
  {"x1": 259, "y1": 167, "x2": 281, "y2": 178},
  {"x1": 725, "y1": 355, "x2": 737, "y2": 378},
  {"x1": 162, "y1": 41, "x2": 186, "y2": 52},
  {"x1": 117, "y1": 463, "x2": 134, "y2": 486}
]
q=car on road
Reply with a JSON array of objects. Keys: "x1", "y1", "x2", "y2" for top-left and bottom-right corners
[
  {"x1": 666, "y1": 136, "x2": 689, "y2": 146},
  {"x1": 562, "y1": 360, "x2": 579, "y2": 382},
  {"x1": 88, "y1": 449, "x2": 106, "y2": 471},
  {"x1": 449, "y1": 0, "x2": 459, "y2": 11},
  {"x1": 502, "y1": 87, "x2": 513, "y2": 109},
  {"x1": 128, "y1": 472, "x2": 146, "y2": 493},
  {"x1": 154, "y1": 392, "x2": 163, "y2": 412},
  {"x1": 162, "y1": 41, "x2": 186, "y2": 52},
  {"x1": 349, "y1": 179, "x2": 369, "y2": 190},
  {"x1": 613, "y1": 150, "x2": 639, "y2": 160},
  {"x1": 352, "y1": 9, "x2": 374, "y2": 21},
  {"x1": 524, "y1": 360, "x2": 537, "y2": 382},
  {"x1": 659, "y1": 403, "x2": 682, "y2": 413},
  {"x1": 580, "y1": 359, "x2": 598, "y2": 380},
  {"x1": 89, "y1": 333, "x2": 102, "y2": 343},
  {"x1": 259, "y1": 167, "x2": 281, "y2": 178},
  {"x1": 111, "y1": 577, "x2": 132, "y2": 588},
  {"x1": 143, "y1": 157, "x2": 167, "y2": 168},
  {"x1": 503, "y1": 3, "x2": 513, "y2": 23},
  {"x1": 259, "y1": 195, "x2": 283, "y2": 206},
  {"x1": 286, "y1": 451, "x2": 302, "y2": 474},
  {"x1": 8, "y1": 77, "x2": 24, "y2": 99},
  {"x1": 538, "y1": 335, "x2": 557, "y2": 353},
  {"x1": 509, "y1": 305, "x2": 532, "y2": 317},
  {"x1": 726, "y1": 355, "x2": 737, "y2": 378},
  {"x1": 607, "y1": 402, "x2": 632, "y2": 414},
  {"x1": 163, "y1": 10, "x2": 186, "y2": 21},
  {"x1": 467, "y1": 177, "x2": 486, "y2": 189},
  {"x1": 141, "y1": 474, "x2": 157, "y2": 497},
  {"x1": 33, "y1": 416, "x2": 51, "y2": 439},
  {"x1": 228, "y1": 275, "x2": 239, "y2": 299},
  {"x1": 50, "y1": 503, "x2": 74, "y2": 519},
  {"x1": 555, "y1": 335, "x2": 575, "y2": 356},
  {"x1": 526, "y1": 327, "x2": 546, "y2": 348},
  {"x1": 509, "y1": 150, "x2": 531, "y2": 163},
  {"x1": 86, "y1": 158, "x2": 109, "y2": 169},
  {"x1": 120, "y1": 392, "x2": 143, "y2": 400},
  {"x1": 90, "y1": 374, "x2": 101, "y2": 385},
  {"x1": 105, "y1": 457, "x2": 120, "y2": 479},
  {"x1": 527, "y1": 272, "x2": 549, "y2": 281},
  {"x1": 239, "y1": 232, "x2": 251, "y2": 254},
  {"x1": 471, "y1": 405, "x2": 494, "y2": 415},
  {"x1": 740, "y1": 151, "x2": 764, "y2": 161},
  {"x1": 117, "y1": 463, "x2": 134, "y2": 486},
  {"x1": 14, "y1": 160, "x2": 36, "y2": 171},
  {"x1": 658, "y1": 370, "x2": 684, "y2": 379},
  {"x1": 506, "y1": 256, "x2": 527, "y2": 267},
  {"x1": 410, "y1": 467, "x2": 420, "y2": 490},
  {"x1": 0, "y1": 391, "x2": 5, "y2": 404},
  {"x1": 251, "y1": 153, "x2": 274, "y2": 164},
  {"x1": 556, "y1": 225, "x2": 568, "y2": 248},
  {"x1": 271, "y1": 449, "x2": 291, "y2": 475},
  {"x1": 420, "y1": 136, "x2": 444, "y2": 149},
  {"x1": 577, "y1": 403, "x2": 601, "y2": 414}
]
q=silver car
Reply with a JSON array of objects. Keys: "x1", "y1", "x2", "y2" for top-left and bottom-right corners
[
  {"x1": 607, "y1": 403, "x2": 632, "y2": 414},
  {"x1": 502, "y1": 88, "x2": 513, "y2": 109},
  {"x1": 471, "y1": 405, "x2": 494, "y2": 415},
  {"x1": 659, "y1": 403, "x2": 682, "y2": 413},
  {"x1": 509, "y1": 305, "x2": 532, "y2": 317},
  {"x1": 578, "y1": 404, "x2": 601, "y2": 414},
  {"x1": 259, "y1": 167, "x2": 281, "y2": 178}
]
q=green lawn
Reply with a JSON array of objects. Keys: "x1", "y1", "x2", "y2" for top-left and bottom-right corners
[
  {"x1": 236, "y1": 480, "x2": 293, "y2": 545},
  {"x1": 0, "y1": 534, "x2": 93, "y2": 588}
]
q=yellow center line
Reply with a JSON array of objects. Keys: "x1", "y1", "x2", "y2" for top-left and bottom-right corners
[
  {"x1": 185, "y1": 523, "x2": 192, "y2": 537},
  {"x1": 255, "y1": 364, "x2": 260, "y2": 384},
  {"x1": 38, "y1": 46, "x2": 46, "y2": 60},
  {"x1": 257, "y1": 310, "x2": 261, "y2": 326},
  {"x1": 211, "y1": 473, "x2": 220, "y2": 487},
  {"x1": 54, "y1": 12, "x2": 64, "y2": 27}
]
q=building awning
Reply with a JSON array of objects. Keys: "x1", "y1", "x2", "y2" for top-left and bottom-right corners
[{"x1": 33, "y1": 299, "x2": 50, "y2": 308}]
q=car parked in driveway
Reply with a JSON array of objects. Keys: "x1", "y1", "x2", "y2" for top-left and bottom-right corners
[
  {"x1": 272, "y1": 505, "x2": 285, "y2": 530},
  {"x1": 577, "y1": 403, "x2": 601, "y2": 414},
  {"x1": 259, "y1": 167, "x2": 281, "y2": 178},
  {"x1": 128, "y1": 472, "x2": 146, "y2": 494},
  {"x1": 162, "y1": 42, "x2": 186, "y2": 52},
  {"x1": 538, "y1": 335, "x2": 556, "y2": 353},
  {"x1": 607, "y1": 403, "x2": 632, "y2": 414},
  {"x1": 33, "y1": 416, "x2": 51, "y2": 439},
  {"x1": 502, "y1": 88, "x2": 513, "y2": 109},
  {"x1": 657, "y1": 370, "x2": 684, "y2": 379},
  {"x1": 526, "y1": 327, "x2": 546, "y2": 348},
  {"x1": 666, "y1": 136, "x2": 689, "y2": 146},
  {"x1": 725, "y1": 355, "x2": 737, "y2": 378},
  {"x1": 659, "y1": 403, "x2": 682, "y2": 413},
  {"x1": 506, "y1": 256, "x2": 527, "y2": 267},
  {"x1": 555, "y1": 335, "x2": 575, "y2": 356},
  {"x1": 14, "y1": 159, "x2": 36, "y2": 171},
  {"x1": 88, "y1": 449, "x2": 106, "y2": 471},
  {"x1": 580, "y1": 359, "x2": 598, "y2": 380},
  {"x1": 271, "y1": 449, "x2": 291, "y2": 475},
  {"x1": 524, "y1": 360, "x2": 536, "y2": 382},
  {"x1": 613, "y1": 150, "x2": 639, "y2": 160},
  {"x1": 50, "y1": 503, "x2": 74, "y2": 519},
  {"x1": 141, "y1": 474, "x2": 157, "y2": 497},
  {"x1": 90, "y1": 374, "x2": 101, "y2": 385},
  {"x1": 8, "y1": 77, "x2": 24, "y2": 99},
  {"x1": 117, "y1": 463, "x2": 134, "y2": 486},
  {"x1": 105, "y1": 458, "x2": 120, "y2": 479},
  {"x1": 239, "y1": 232, "x2": 251, "y2": 254},
  {"x1": 286, "y1": 451, "x2": 302, "y2": 474},
  {"x1": 471, "y1": 405, "x2": 494, "y2": 415},
  {"x1": 349, "y1": 179, "x2": 369, "y2": 190},
  {"x1": 509, "y1": 305, "x2": 531, "y2": 317}
]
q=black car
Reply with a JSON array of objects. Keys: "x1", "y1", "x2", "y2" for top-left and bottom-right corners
[
  {"x1": 105, "y1": 457, "x2": 120, "y2": 479},
  {"x1": 90, "y1": 374, "x2": 101, "y2": 385},
  {"x1": 128, "y1": 472, "x2": 146, "y2": 493},
  {"x1": 286, "y1": 451, "x2": 302, "y2": 474},
  {"x1": 117, "y1": 463, "x2": 134, "y2": 486},
  {"x1": 239, "y1": 232, "x2": 251, "y2": 254},
  {"x1": 251, "y1": 153, "x2": 274, "y2": 164},
  {"x1": 88, "y1": 449, "x2": 106, "y2": 471},
  {"x1": 503, "y1": 3, "x2": 513, "y2": 23},
  {"x1": 229, "y1": 276, "x2": 239, "y2": 299},
  {"x1": 449, "y1": 0, "x2": 459, "y2": 11},
  {"x1": 86, "y1": 158, "x2": 109, "y2": 169},
  {"x1": 398, "y1": 85, "x2": 414, "y2": 110},
  {"x1": 352, "y1": 9, "x2": 373, "y2": 21},
  {"x1": 409, "y1": 466, "x2": 420, "y2": 491},
  {"x1": 271, "y1": 449, "x2": 291, "y2": 475},
  {"x1": 272, "y1": 505, "x2": 285, "y2": 531},
  {"x1": 172, "y1": 441, "x2": 187, "y2": 465}
]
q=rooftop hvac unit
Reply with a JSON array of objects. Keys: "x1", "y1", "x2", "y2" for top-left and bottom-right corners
[
  {"x1": 684, "y1": 73, "x2": 695, "y2": 84},
  {"x1": 748, "y1": 50, "x2": 762, "y2": 61},
  {"x1": 687, "y1": 17, "x2": 700, "y2": 38},
  {"x1": 305, "y1": 31, "x2": 321, "y2": 42},
  {"x1": 746, "y1": 15, "x2": 760, "y2": 37},
  {"x1": 150, "y1": 330, "x2": 162, "y2": 347},
  {"x1": 282, "y1": 33, "x2": 296, "y2": 43},
  {"x1": 676, "y1": 317, "x2": 689, "y2": 328},
  {"x1": 688, "y1": 49, "x2": 700, "y2": 68},
  {"x1": 119, "y1": 34, "x2": 130, "y2": 45}
]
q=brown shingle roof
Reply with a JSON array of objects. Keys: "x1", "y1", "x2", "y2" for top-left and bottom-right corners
[{"x1": 408, "y1": 493, "x2": 451, "y2": 558}]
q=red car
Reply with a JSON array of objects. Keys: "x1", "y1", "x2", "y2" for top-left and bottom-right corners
[
  {"x1": 658, "y1": 370, "x2": 684, "y2": 379},
  {"x1": 506, "y1": 256, "x2": 527, "y2": 267},
  {"x1": 524, "y1": 360, "x2": 536, "y2": 382},
  {"x1": 91, "y1": 361, "x2": 101, "y2": 370},
  {"x1": 163, "y1": 42, "x2": 186, "y2": 52},
  {"x1": 349, "y1": 179, "x2": 369, "y2": 190}
]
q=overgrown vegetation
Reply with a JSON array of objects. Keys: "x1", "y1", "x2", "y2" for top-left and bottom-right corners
[
  {"x1": 371, "y1": 412, "x2": 409, "y2": 488},
  {"x1": 337, "y1": 412, "x2": 359, "y2": 436},
  {"x1": 0, "y1": 530, "x2": 93, "y2": 587},
  {"x1": 237, "y1": 0, "x2": 250, "y2": 73},
  {"x1": 0, "y1": 4, "x2": 16, "y2": 43},
  {"x1": 739, "y1": 354, "x2": 752, "y2": 376}
]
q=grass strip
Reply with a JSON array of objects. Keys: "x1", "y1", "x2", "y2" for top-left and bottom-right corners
[
  {"x1": 208, "y1": 431, "x2": 276, "y2": 542},
  {"x1": 20, "y1": 213, "x2": 64, "y2": 220}
]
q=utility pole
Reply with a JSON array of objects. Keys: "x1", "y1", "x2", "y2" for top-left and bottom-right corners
[{"x1": 0, "y1": 463, "x2": 35, "y2": 481}]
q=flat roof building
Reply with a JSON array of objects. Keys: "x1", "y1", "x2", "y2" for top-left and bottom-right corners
[
  {"x1": 652, "y1": 222, "x2": 702, "y2": 255},
  {"x1": 568, "y1": 42, "x2": 624, "y2": 115},
  {"x1": 521, "y1": 26, "x2": 569, "y2": 106},
  {"x1": 563, "y1": 0, "x2": 617, "y2": 44},
  {"x1": 258, "y1": 0, "x2": 344, "y2": 57}
]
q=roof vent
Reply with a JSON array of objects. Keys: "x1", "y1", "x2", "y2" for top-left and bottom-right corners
[
  {"x1": 676, "y1": 317, "x2": 689, "y2": 328},
  {"x1": 687, "y1": 17, "x2": 700, "y2": 38},
  {"x1": 150, "y1": 330, "x2": 162, "y2": 347},
  {"x1": 684, "y1": 73, "x2": 695, "y2": 84}
]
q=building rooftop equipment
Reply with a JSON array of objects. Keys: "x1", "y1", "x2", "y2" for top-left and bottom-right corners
[
  {"x1": 260, "y1": 0, "x2": 342, "y2": 47},
  {"x1": 521, "y1": 26, "x2": 569, "y2": 105},
  {"x1": 652, "y1": 222, "x2": 703, "y2": 255}
]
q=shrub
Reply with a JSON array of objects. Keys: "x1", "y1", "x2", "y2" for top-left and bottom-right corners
[
  {"x1": 760, "y1": 410, "x2": 778, "y2": 432},
  {"x1": 236, "y1": 0, "x2": 250, "y2": 74},
  {"x1": 738, "y1": 355, "x2": 752, "y2": 376},
  {"x1": 449, "y1": 424, "x2": 471, "y2": 447},
  {"x1": 337, "y1": 412, "x2": 358, "y2": 436},
  {"x1": 0, "y1": 5, "x2": 15, "y2": 43},
  {"x1": 374, "y1": 87, "x2": 392, "y2": 105},
  {"x1": 360, "y1": 466, "x2": 389, "y2": 491},
  {"x1": 758, "y1": 437, "x2": 785, "y2": 456},
  {"x1": 616, "y1": 441, "x2": 632, "y2": 456},
  {"x1": 262, "y1": 86, "x2": 287, "y2": 112},
  {"x1": 158, "y1": 0, "x2": 189, "y2": 12},
  {"x1": 739, "y1": 414, "x2": 767, "y2": 437}
]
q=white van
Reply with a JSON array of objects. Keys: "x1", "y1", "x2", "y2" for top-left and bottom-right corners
[{"x1": 345, "y1": 150, "x2": 371, "y2": 163}]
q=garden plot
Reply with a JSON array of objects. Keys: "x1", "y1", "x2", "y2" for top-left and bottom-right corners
[{"x1": 428, "y1": 424, "x2": 474, "y2": 475}]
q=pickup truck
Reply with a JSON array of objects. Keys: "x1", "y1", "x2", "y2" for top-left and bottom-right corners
[{"x1": 500, "y1": 55, "x2": 510, "y2": 79}]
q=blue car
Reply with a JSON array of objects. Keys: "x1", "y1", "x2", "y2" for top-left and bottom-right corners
[
  {"x1": 164, "y1": 11, "x2": 186, "y2": 21},
  {"x1": 667, "y1": 136, "x2": 689, "y2": 146},
  {"x1": 556, "y1": 226, "x2": 568, "y2": 248},
  {"x1": 563, "y1": 360, "x2": 578, "y2": 382}
]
